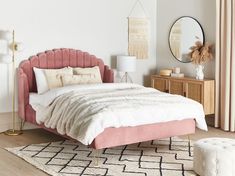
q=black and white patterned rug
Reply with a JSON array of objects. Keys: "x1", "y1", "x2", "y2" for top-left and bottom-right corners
[{"x1": 6, "y1": 137, "x2": 196, "y2": 176}]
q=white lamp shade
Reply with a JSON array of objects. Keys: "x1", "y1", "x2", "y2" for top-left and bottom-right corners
[
  {"x1": 0, "y1": 30, "x2": 12, "y2": 40},
  {"x1": 0, "y1": 54, "x2": 12, "y2": 64},
  {"x1": 117, "y1": 56, "x2": 136, "y2": 72}
]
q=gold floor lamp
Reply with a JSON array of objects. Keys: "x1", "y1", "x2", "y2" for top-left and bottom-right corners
[{"x1": 0, "y1": 30, "x2": 23, "y2": 136}]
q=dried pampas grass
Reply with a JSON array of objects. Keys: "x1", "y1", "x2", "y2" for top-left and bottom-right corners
[{"x1": 188, "y1": 41, "x2": 213, "y2": 64}]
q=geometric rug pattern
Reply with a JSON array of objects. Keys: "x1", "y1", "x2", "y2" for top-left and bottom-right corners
[{"x1": 6, "y1": 137, "x2": 196, "y2": 176}]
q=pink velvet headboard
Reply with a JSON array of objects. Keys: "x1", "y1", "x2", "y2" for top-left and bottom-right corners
[{"x1": 18, "y1": 48, "x2": 114, "y2": 121}]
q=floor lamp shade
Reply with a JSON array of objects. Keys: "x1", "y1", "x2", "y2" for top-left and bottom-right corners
[
  {"x1": 0, "y1": 54, "x2": 11, "y2": 64},
  {"x1": 117, "y1": 56, "x2": 136, "y2": 72},
  {"x1": 0, "y1": 30, "x2": 12, "y2": 40},
  {"x1": 0, "y1": 30, "x2": 12, "y2": 64}
]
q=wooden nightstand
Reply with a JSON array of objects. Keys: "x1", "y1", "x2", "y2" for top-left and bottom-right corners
[{"x1": 151, "y1": 75, "x2": 215, "y2": 115}]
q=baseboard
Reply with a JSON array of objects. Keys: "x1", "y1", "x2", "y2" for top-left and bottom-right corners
[{"x1": 0, "y1": 112, "x2": 38, "y2": 133}]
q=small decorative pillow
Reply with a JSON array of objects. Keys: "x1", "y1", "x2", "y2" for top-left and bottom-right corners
[
  {"x1": 44, "y1": 67, "x2": 73, "y2": 89},
  {"x1": 72, "y1": 66, "x2": 102, "y2": 83},
  {"x1": 62, "y1": 74, "x2": 102, "y2": 86},
  {"x1": 33, "y1": 67, "x2": 49, "y2": 94}
]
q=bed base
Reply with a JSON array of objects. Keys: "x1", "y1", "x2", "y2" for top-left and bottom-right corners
[
  {"x1": 28, "y1": 118, "x2": 195, "y2": 152},
  {"x1": 90, "y1": 119, "x2": 195, "y2": 165},
  {"x1": 91, "y1": 135, "x2": 192, "y2": 166},
  {"x1": 90, "y1": 119, "x2": 195, "y2": 149},
  {"x1": 20, "y1": 109, "x2": 195, "y2": 151}
]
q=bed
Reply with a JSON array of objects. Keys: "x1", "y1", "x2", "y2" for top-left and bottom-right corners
[{"x1": 18, "y1": 48, "x2": 206, "y2": 150}]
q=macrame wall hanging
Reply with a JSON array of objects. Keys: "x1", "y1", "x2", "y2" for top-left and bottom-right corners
[{"x1": 128, "y1": 0, "x2": 149, "y2": 59}]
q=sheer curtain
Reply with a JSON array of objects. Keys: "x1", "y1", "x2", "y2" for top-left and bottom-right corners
[{"x1": 215, "y1": 0, "x2": 235, "y2": 131}]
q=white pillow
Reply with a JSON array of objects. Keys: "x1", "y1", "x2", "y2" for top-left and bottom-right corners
[
  {"x1": 62, "y1": 74, "x2": 102, "y2": 86},
  {"x1": 72, "y1": 66, "x2": 102, "y2": 83},
  {"x1": 44, "y1": 67, "x2": 73, "y2": 89},
  {"x1": 33, "y1": 67, "x2": 49, "y2": 94},
  {"x1": 33, "y1": 67, "x2": 73, "y2": 94}
]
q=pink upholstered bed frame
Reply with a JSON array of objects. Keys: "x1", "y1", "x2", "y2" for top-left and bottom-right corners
[{"x1": 18, "y1": 48, "x2": 195, "y2": 149}]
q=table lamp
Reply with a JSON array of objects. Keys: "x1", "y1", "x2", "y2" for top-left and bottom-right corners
[{"x1": 117, "y1": 55, "x2": 136, "y2": 83}]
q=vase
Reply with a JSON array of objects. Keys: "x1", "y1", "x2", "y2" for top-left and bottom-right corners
[{"x1": 195, "y1": 64, "x2": 204, "y2": 80}]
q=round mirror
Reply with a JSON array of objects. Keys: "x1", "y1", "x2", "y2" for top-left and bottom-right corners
[{"x1": 169, "y1": 16, "x2": 204, "y2": 63}]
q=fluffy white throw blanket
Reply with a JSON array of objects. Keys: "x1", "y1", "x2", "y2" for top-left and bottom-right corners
[{"x1": 30, "y1": 83, "x2": 207, "y2": 145}]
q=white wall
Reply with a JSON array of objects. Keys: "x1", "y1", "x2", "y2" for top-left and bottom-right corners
[
  {"x1": 156, "y1": 0, "x2": 216, "y2": 78},
  {"x1": 0, "y1": 0, "x2": 157, "y2": 114}
]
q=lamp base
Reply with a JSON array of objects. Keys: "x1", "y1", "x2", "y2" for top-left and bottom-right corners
[
  {"x1": 4, "y1": 129, "x2": 22, "y2": 136},
  {"x1": 120, "y1": 72, "x2": 133, "y2": 83}
]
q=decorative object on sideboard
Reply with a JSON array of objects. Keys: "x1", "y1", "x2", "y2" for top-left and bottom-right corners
[
  {"x1": 171, "y1": 67, "x2": 184, "y2": 78},
  {"x1": 0, "y1": 30, "x2": 24, "y2": 136},
  {"x1": 159, "y1": 67, "x2": 184, "y2": 78},
  {"x1": 117, "y1": 55, "x2": 136, "y2": 83},
  {"x1": 169, "y1": 16, "x2": 204, "y2": 63},
  {"x1": 171, "y1": 73, "x2": 184, "y2": 78},
  {"x1": 173, "y1": 67, "x2": 180, "y2": 74},
  {"x1": 188, "y1": 41, "x2": 213, "y2": 80},
  {"x1": 128, "y1": 0, "x2": 149, "y2": 59},
  {"x1": 159, "y1": 69, "x2": 172, "y2": 76}
]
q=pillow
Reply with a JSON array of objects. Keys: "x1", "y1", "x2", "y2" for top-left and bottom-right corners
[
  {"x1": 33, "y1": 67, "x2": 49, "y2": 94},
  {"x1": 44, "y1": 67, "x2": 73, "y2": 89},
  {"x1": 62, "y1": 74, "x2": 102, "y2": 86},
  {"x1": 72, "y1": 66, "x2": 102, "y2": 83}
]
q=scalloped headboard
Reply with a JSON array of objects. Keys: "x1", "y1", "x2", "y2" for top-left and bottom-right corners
[
  {"x1": 19, "y1": 48, "x2": 114, "y2": 92},
  {"x1": 18, "y1": 48, "x2": 114, "y2": 120}
]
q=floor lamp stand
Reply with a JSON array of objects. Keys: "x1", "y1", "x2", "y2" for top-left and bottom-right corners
[{"x1": 4, "y1": 30, "x2": 22, "y2": 136}]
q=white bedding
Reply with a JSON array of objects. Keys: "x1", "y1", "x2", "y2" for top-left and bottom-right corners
[{"x1": 30, "y1": 83, "x2": 207, "y2": 145}]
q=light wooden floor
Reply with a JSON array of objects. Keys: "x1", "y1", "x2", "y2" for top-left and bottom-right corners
[{"x1": 0, "y1": 127, "x2": 234, "y2": 176}]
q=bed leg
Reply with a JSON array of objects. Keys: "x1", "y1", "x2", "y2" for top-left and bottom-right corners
[
  {"x1": 188, "y1": 135, "x2": 192, "y2": 157},
  {"x1": 93, "y1": 149, "x2": 100, "y2": 167},
  {"x1": 169, "y1": 137, "x2": 172, "y2": 150},
  {"x1": 20, "y1": 119, "x2": 25, "y2": 131}
]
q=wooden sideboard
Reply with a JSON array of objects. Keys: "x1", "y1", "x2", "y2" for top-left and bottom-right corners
[{"x1": 151, "y1": 75, "x2": 215, "y2": 115}]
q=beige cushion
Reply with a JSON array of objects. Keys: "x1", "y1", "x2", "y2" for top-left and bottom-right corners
[
  {"x1": 44, "y1": 67, "x2": 73, "y2": 89},
  {"x1": 62, "y1": 74, "x2": 102, "y2": 86},
  {"x1": 72, "y1": 66, "x2": 102, "y2": 83}
]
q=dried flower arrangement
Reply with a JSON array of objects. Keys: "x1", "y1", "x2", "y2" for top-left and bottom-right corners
[{"x1": 188, "y1": 41, "x2": 213, "y2": 65}]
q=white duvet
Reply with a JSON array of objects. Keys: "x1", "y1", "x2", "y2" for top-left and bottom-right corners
[{"x1": 30, "y1": 83, "x2": 207, "y2": 145}]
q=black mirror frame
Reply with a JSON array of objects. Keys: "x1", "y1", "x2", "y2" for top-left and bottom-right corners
[{"x1": 168, "y1": 16, "x2": 205, "y2": 63}]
